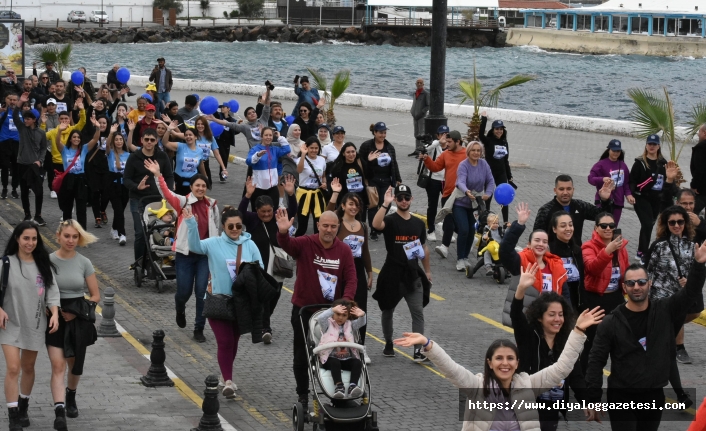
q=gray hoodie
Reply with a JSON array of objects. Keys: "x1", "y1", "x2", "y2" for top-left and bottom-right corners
[
  {"x1": 226, "y1": 105, "x2": 270, "y2": 149},
  {"x1": 13, "y1": 110, "x2": 46, "y2": 166}
]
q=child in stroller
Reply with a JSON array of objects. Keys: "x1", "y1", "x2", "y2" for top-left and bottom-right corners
[
  {"x1": 149, "y1": 200, "x2": 176, "y2": 246},
  {"x1": 316, "y1": 299, "x2": 367, "y2": 399},
  {"x1": 468, "y1": 212, "x2": 510, "y2": 283}
]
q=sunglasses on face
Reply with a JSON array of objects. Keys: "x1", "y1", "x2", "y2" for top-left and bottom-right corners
[
  {"x1": 624, "y1": 279, "x2": 649, "y2": 287},
  {"x1": 597, "y1": 223, "x2": 616, "y2": 230},
  {"x1": 143, "y1": 138, "x2": 157, "y2": 143},
  {"x1": 41, "y1": 77, "x2": 48, "y2": 80},
  {"x1": 668, "y1": 219, "x2": 685, "y2": 226},
  {"x1": 300, "y1": 109, "x2": 309, "y2": 113},
  {"x1": 396, "y1": 195, "x2": 411, "y2": 202},
  {"x1": 227, "y1": 223, "x2": 243, "y2": 231}
]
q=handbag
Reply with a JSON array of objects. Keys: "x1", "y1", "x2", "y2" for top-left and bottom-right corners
[
  {"x1": 202, "y1": 244, "x2": 242, "y2": 320},
  {"x1": 416, "y1": 160, "x2": 431, "y2": 189},
  {"x1": 356, "y1": 159, "x2": 379, "y2": 208},
  {"x1": 262, "y1": 224, "x2": 294, "y2": 279},
  {"x1": 52, "y1": 149, "x2": 81, "y2": 193}
]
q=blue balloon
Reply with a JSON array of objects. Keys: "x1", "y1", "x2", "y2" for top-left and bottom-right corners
[
  {"x1": 227, "y1": 99, "x2": 239, "y2": 113},
  {"x1": 140, "y1": 93, "x2": 153, "y2": 103},
  {"x1": 494, "y1": 183, "x2": 516, "y2": 206},
  {"x1": 116, "y1": 67, "x2": 130, "y2": 84},
  {"x1": 210, "y1": 121, "x2": 225, "y2": 138},
  {"x1": 200, "y1": 96, "x2": 219, "y2": 115},
  {"x1": 285, "y1": 115, "x2": 295, "y2": 126},
  {"x1": 70, "y1": 70, "x2": 84, "y2": 86}
]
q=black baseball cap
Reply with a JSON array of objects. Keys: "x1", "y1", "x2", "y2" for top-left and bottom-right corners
[{"x1": 394, "y1": 184, "x2": 412, "y2": 197}]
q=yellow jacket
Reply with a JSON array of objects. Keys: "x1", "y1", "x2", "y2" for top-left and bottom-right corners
[{"x1": 43, "y1": 110, "x2": 86, "y2": 164}]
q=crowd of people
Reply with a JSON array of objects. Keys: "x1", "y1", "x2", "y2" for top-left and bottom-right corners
[{"x1": 0, "y1": 63, "x2": 704, "y2": 431}]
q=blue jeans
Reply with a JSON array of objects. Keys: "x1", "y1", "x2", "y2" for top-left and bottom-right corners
[
  {"x1": 175, "y1": 252, "x2": 209, "y2": 331},
  {"x1": 156, "y1": 92, "x2": 171, "y2": 117},
  {"x1": 130, "y1": 198, "x2": 147, "y2": 261},
  {"x1": 452, "y1": 205, "x2": 476, "y2": 260}
]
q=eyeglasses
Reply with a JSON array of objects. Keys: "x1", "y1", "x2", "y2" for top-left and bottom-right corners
[
  {"x1": 624, "y1": 279, "x2": 649, "y2": 287},
  {"x1": 668, "y1": 219, "x2": 685, "y2": 226},
  {"x1": 143, "y1": 138, "x2": 157, "y2": 143},
  {"x1": 300, "y1": 109, "x2": 309, "y2": 113},
  {"x1": 41, "y1": 77, "x2": 49, "y2": 80},
  {"x1": 597, "y1": 223, "x2": 616, "y2": 230},
  {"x1": 396, "y1": 195, "x2": 411, "y2": 202},
  {"x1": 227, "y1": 223, "x2": 243, "y2": 231}
]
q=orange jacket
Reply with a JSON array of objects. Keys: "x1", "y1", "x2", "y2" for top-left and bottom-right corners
[
  {"x1": 423, "y1": 148, "x2": 467, "y2": 198},
  {"x1": 687, "y1": 397, "x2": 706, "y2": 431},
  {"x1": 518, "y1": 247, "x2": 568, "y2": 295},
  {"x1": 581, "y1": 230, "x2": 630, "y2": 295}
]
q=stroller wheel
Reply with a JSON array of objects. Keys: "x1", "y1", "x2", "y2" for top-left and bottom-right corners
[
  {"x1": 494, "y1": 267, "x2": 507, "y2": 285},
  {"x1": 134, "y1": 265, "x2": 143, "y2": 287},
  {"x1": 293, "y1": 402, "x2": 305, "y2": 431},
  {"x1": 156, "y1": 278, "x2": 164, "y2": 293},
  {"x1": 465, "y1": 265, "x2": 474, "y2": 279}
]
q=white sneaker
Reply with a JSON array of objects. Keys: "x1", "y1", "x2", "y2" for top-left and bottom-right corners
[
  {"x1": 364, "y1": 351, "x2": 371, "y2": 365},
  {"x1": 456, "y1": 259, "x2": 466, "y2": 271},
  {"x1": 451, "y1": 233, "x2": 457, "y2": 243},
  {"x1": 119, "y1": 235, "x2": 127, "y2": 246},
  {"x1": 436, "y1": 222, "x2": 443, "y2": 232},
  {"x1": 427, "y1": 231, "x2": 437, "y2": 242},
  {"x1": 110, "y1": 229, "x2": 119, "y2": 240},
  {"x1": 50, "y1": 191, "x2": 57, "y2": 199},
  {"x1": 222, "y1": 380, "x2": 237, "y2": 398},
  {"x1": 435, "y1": 244, "x2": 448, "y2": 259}
]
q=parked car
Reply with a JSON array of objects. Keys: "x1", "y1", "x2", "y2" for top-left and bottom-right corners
[
  {"x1": 0, "y1": 10, "x2": 21, "y2": 19},
  {"x1": 90, "y1": 10, "x2": 109, "y2": 24},
  {"x1": 67, "y1": 10, "x2": 86, "y2": 23}
]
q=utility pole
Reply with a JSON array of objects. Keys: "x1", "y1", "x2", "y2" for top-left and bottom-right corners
[
  {"x1": 100, "y1": 0, "x2": 104, "y2": 27},
  {"x1": 424, "y1": 0, "x2": 448, "y2": 138},
  {"x1": 188, "y1": 0, "x2": 191, "y2": 26}
]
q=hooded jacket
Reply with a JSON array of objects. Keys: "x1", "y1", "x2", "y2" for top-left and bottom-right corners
[
  {"x1": 629, "y1": 155, "x2": 667, "y2": 197},
  {"x1": 479, "y1": 116, "x2": 512, "y2": 184},
  {"x1": 245, "y1": 137, "x2": 292, "y2": 190},
  {"x1": 581, "y1": 230, "x2": 630, "y2": 295},
  {"x1": 231, "y1": 262, "x2": 279, "y2": 343},
  {"x1": 13, "y1": 110, "x2": 46, "y2": 166},
  {"x1": 123, "y1": 148, "x2": 174, "y2": 200},
  {"x1": 588, "y1": 157, "x2": 632, "y2": 207},
  {"x1": 43, "y1": 109, "x2": 87, "y2": 164},
  {"x1": 225, "y1": 105, "x2": 271, "y2": 148},
  {"x1": 156, "y1": 175, "x2": 218, "y2": 255}
]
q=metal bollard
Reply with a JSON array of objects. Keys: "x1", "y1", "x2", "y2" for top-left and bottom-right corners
[
  {"x1": 56, "y1": 18, "x2": 59, "y2": 28},
  {"x1": 140, "y1": 330, "x2": 175, "y2": 387},
  {"x1": 190, "y1": 375, "x2": 223, "y2": 431},
  {"x1": 97, "y1": 287, "x2": 121, "y2": 337},
  {"x1": 141, "y1": 18, "x2": 144, "y2": 27}
]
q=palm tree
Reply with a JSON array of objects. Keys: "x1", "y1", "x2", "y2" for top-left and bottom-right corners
[
  {"x1": 306, "y1": 67, "x2": 351, "y2": 126},
  {"x1": 32, "y1": 43, "x2": 73, "y2": 77},
  {"x1": 459, "y1": 60, "x2": 536, "y2": 142}
]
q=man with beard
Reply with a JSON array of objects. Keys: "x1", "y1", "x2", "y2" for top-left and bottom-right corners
[
  {"x1": 50, "y1": 80, "x2": 74, "y2": 116},
  {"x1": 585, "y1": 246, "x2": 706, "y2": 430},
  {"x1": 372, "y1": 184, "x2": 432, "y2": 362},
  {"x1": 268, "y1": 101, "x2": 289, "y2": 137}
]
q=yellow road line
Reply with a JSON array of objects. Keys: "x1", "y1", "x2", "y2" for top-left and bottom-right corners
[
  {"x1": 364, "y1": 332, "x2": 446, "y2": 378},
  {"x1": 371, "y1": 267, "x2": 445, "y2": 301}
]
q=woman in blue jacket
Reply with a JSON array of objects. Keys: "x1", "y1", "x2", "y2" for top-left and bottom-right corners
[
  {"x1": 184, "y1": 205, "x2": 263, "y2": 399},
  {"x1": 245, "y1": 127, "x2": 291, "y2": 211}
]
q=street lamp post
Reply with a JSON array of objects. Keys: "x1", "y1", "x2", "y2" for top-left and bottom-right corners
[
  {"x1": 424, "y1": 0, "x2": 448, "y2": 137},
  {"x1": 188, "y1": 0, "x2": 191, "y2": 26},
  {"x1": 100, "y1": 0, "x2": 104, "y2": 27}
]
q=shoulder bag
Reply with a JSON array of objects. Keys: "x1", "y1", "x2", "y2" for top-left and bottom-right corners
[
  {"x1": 52, "y1": 149, "x2": 81, "y2": 193},
  {"x1": 202, "y1": 244, "x2": 241, "y2": 321},
  {"x1": 263, "y1": 224, "x2": 294, "y2": 279},
  {"x1": 356, "y1": 159, "x2": 379, "y2": 208}
]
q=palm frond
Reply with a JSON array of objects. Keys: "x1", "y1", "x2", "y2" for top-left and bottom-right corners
[
  {"x1": 305, "y1": 67, "x2": 327, "y2": 92},
  {"x1": 627, "y1": 87, "x2": 671, "y2": 139},
  {"x1": 481, "y1": 75, "x2": 536, "y2": 108},
  {"x1": 458, "y1": 79, "x2": 482, "y2": 108},
  {"x1": 32, "y1": 43, "x2": 72, "y2": 76},
  {"x1": 330, "y1": 69, "x2": 350, "y2": 100},
  {"x1": 686, "y1": 101, "x2": 706, "y2": 139}
]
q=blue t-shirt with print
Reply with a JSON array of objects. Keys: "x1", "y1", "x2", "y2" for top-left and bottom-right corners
[
  {"x1": 62, "y1": 145, "x2": 90, "y2": 174},
  {"x1": 196, "y1": 136, "x2": 219, "y2": 162},
  {"x1": 175, "y1": 142, "x2": 203, "y2": 182}
]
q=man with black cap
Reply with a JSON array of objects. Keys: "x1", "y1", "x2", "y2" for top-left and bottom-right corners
[
  {"x1": 293, "y1": 75, "x2": 320, "y2": 118},
  {"x1": 13, "y1": 95, "x2": 47, "y2": 225},
  {"x1": 372, "y1": 184, "x2": 432, "y2": 362}
]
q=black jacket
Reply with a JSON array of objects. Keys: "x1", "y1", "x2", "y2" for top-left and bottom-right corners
[
  {"x1": 479, "y1": 116, "x2": 512, "y2": 183},
  {"x1": 149, "y1": 67, "x2": 173, "y2": 93},
  {"x1": 231, "y1": 262, "x2": 279, "y2": 343},
  {"x1": 585, "y1": 263, "x2": 706, "y2": 401},
  {"x1": 268, "y1": 117, "x2": 290, "y2": 138},
  {"x1": 358, "y1": 138, "x2": 402, "y2": 184},
  {"x1": 660, "y1": 182, "x2": 706, "y2": 245},
  {"x1": 533, "y1": 197, "x2": 612, "y2": 246},
  {"x1": 629, "y1": 156, "x2": 666, "y2": 197},
  {"x1": 61, "y1": 297, "x2": 98, "y2": 376},
  {"x1": 214, "y1": 112, "x2": 240, "y2": 148},
  {"x1": 372, "y1": 256, "x2": 430, "y2": 311},
  {"x1": 690, "y1": 140, "x2": 706, "y2": 194},
  {"x1": 549, "y1": 238, "x2": 585, "y2": 309},
  {"x1": 123, "y1": 148, "x2": 174, "y2": 200},
  {"x1": 293, "y1": 108, "x2": 320, "y2": 141}
]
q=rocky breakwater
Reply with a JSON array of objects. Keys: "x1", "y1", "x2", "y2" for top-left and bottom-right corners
[{"x1": 25, "y1": 25, "x2": 505, "y2": 48}]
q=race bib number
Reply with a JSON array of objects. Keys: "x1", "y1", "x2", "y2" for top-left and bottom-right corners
[
  {"x1": 317, "y1": 270, "x2": 337, "y2": 301},
  {"x1": 638, "y1": 336, "x2": 647, "y2": 351},
  {"x1": 541, "y1": 273, "x2": 553, "y2": 293},
  {"x1": 605, "y1": 266, "x2": 620, "y2": 293},
  {"x1": 288, "y1": 225, "x2": 296, "y2": 237},
  {"x1": 346, "y1": 176, "x2": 364, "y2": 192},
  {"x1": 182, "y1": 157, "x2": 198, "y2": 173},
  {"x1": 198, "y1": 143, "x2": 211, "y2": 160},
  {"x1": 403, "y1": 239, "x2": 425, "y2": 260},
  {"x1": 493, "y1": 145, "x2": 508, "y2": 159},
  {"x1": 56, "y1": 102, "x2": 67, "y2": 113},
  {"x1": 343, "y1": 235, "x2": 364, "y2": 258},
  {"x1": 652, "y1": 174, "x2": 664, "y2": 191},
  {"x1": 250, "y1": 126, "x2": 262, "y2": 141},
  {"x1": 562, "y1": 257, "x2": 580, "y2": 283},
  {"x1": 226, "y1": 259, "x2": 237, "y2": 282},
  {"x1": 98, "y1": 137, "x2": 107, "y2": 151},
  {"x1": 377, "y1": 152, "x2": 391, "y2": 167},
  {"x1": 609, "y1": 169, "x2": 625, "y2": 187},
  {"x1": 8, "y1": 118, "x2": 16, "y2": 131},
  {"x1": 539, "y1": 380, "x2": 565, "y2": 402}
]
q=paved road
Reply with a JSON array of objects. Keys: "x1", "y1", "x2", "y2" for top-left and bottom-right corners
[{"x1": 1, "y1": 88, "x2": 702, "y2": 430}]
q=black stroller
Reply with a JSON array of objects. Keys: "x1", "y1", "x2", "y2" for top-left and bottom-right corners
[
  {"x1": 293, "y1": 304, "x2": 379, "y2": 431},
  {"x1": 131, "y1": 196, "x2": 177, "y2": 292},
  {"x1": 466, "y1": 209, "x2": 511, "y2": 284}
]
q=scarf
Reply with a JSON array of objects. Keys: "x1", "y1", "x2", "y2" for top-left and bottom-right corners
[
  {"x1": 287, "y1": 125, "x2": 304, "y2": 157},
  {"x1": 415, "y1": 88, "x2": 423, "y2": 98}
]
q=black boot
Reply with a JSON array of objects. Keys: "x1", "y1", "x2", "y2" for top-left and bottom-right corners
[
  {"x1": 7, "y1": 407, "x2": 22, "y2": 431},
  {"x1": 65, "y1": 388, "x2": 79, "y2": 418},
  {"x1": 17, "y1": 397, "x2": 30, "y2": 427},
  {"x1": 53, "y1": 406, "x2": 68, "y2": 431}
]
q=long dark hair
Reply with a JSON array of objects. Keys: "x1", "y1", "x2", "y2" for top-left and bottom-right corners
[
  {"x1": 482, "y1": 339, "x2": 519, "y2": 398},
  {"x1": 656, "y1": 205, "x2": 694, "y2": 240},
  {"x1": 66, "y1": 130, "x2": 82, "y2": 149},
  {"x1": 3, "y1": 221, "x2": 56, "y2": 288},
  {"x1": 335, "y1": 193, "x2": 363, "y2": 222},
  {"x1": 599, "y1": 149, "x2": 624, "y2": 161},
  {"x1": 330, "y1": 142, "x2": 359, "y2": 177},
  {"x1": 524, "y1": 292, "x2": 575, "y2": 355}
]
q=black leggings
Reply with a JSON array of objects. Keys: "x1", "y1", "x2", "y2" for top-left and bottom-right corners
[
  {"x1": 218, "y1": 144, "x2": 230, "y2": 180},
  {"x1": 296, "y1": 190, "x2": 323, "y2": 237},
  {"x1": 426, "y1": 178, "x2": 443, "y2": 233},
  {"x1": 108, "y1": 181, "x2": 129, "y2": 236},
  {"x1": 17, "y1": 164, "x2": 43, "y2": 217},
  {"x1": 353, "y1": 259, "x2": 368, "y2": 345},
  {"x1": 91, "y1": 173, "x2": 110, "y2": 220},
  {"x1": 634, "y1": 195, "x2": 660, "y2": 256},
  {"x1": 59, "y1": 173, "x2": 88, "y2": 229},
  {"x1": 321, "y1": 357, "x2": 363, "y2": 386}
]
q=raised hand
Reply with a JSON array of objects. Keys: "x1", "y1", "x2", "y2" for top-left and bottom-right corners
[
  {"x1": 144, "y1": 159, "x2": 161, "y2": 176},
  {"x1": 58, "y1": 123, "x2": 69, "y2": 132},
  {"x1": 694, "y1": 241, "x2": 706, "y2": 263},
  {"x1": 515, "y1": 202, "x2": 531, "y2": 225},
  {"x1": 350, "y1": 306, "x2": 365, "y2": 318},
  {"x1": 665, "y1": 160, "x2": 679, "y2": 181},
  {"x1": 605, "y1": 235, "x2": 623, "y2": 254},
  {"x1": 275, "y1": 207, "x2": 294, "y2": 234},
  {"x1": 393, "y1": 332, "x2": 427, "y2": 348},
  {"x1": 182, "y1": 207, "x2": 194, "y2": 220},
  {"x1": 517, "y1": 263, "x2": 539, "y2": 292},
  {"x1": 75, "y1": 98, "x2": 84, "y2": 110},
  {"x1": 283, "y1": 174, "x2": 296, "y2": 196},
  {"x1": 161, "y1": 113, "x2": 171, "y2": 122},
  {"x1": 367, "y1": 150, "x2": 380, "y2": 162},
  {"x1": 576, "y1": 306, "x2": 605, "y2": 330},
  {"x1": 127, "y1": 119, "x2": 136, "y2": 131},
  {"x1": 244, "y1": 176, "x2": 256, "y2": 197},
  {"x1": 383, "y1": 186, "x2": 394, "y2": 206},
  {"x1": 137, "y1": 175, "x2": 151, "y2": 190},
  {"x1": 110, "y1": 123, "x2": 118, "y2": 134},
  {"x1": 598, "y1": 178, "x2": 614, "y2": 200},
  {"x1": 330, "y1": 177, "x2": 342, "y2": 193},
  {"x1": 19, "y1": 92, "x2": 29, "y2": 103}
]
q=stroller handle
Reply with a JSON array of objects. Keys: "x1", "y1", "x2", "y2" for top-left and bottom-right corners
[
  {"x1": 139, "y1": 195, "x2": 164, "y2": 205},
  {"x1": 299, "y1": 304, "x2": 335, "y2": 316},
  {"x1": 312, "y1": 342, "x2": 365, "y2": 355}
]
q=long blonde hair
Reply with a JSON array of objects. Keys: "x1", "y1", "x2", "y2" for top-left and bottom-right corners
[{"x1": 56, "y1": 219, "x2": 98, "y2": 247}]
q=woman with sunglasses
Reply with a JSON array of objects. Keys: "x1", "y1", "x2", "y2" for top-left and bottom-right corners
[
  {"x1": 645, "y1": 205, "x2": 698, "y2": 407},
  {"x1": 183, "y1": 205, "x2": 263, "y2": 399},
  {"x1": 580, "y1": 212, "x2": 629, "y2": 373},
  {"x1": 328, "y1": 178, "x2": 373, "y2": 363},
  {"x1": 295, "y1": 137, "x2": 327, "y2": 236},
  {"x1": 293, "y1": 100, "x2": 324, "y2": 141},
  {"x1": 629, "y1": 135, "x2": 667, "y2": 264},
  {"x1": 239, "y1": 174, "x2": 298, "y2": 343},
  {"x1": 144, "y1": 159, "x2": 219, "y2": 344}
]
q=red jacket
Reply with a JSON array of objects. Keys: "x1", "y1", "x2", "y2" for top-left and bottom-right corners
[
  {"x1": 518, "y1": 248, "x2": 568, "y2": 295},
  {"x1": 582, "y1": 230, "x2": 630, "y2": 295},
  {"x1": 277, "y1": 232, "x2": 357, "y2": 308}
]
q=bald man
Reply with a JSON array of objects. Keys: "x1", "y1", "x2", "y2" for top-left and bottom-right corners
[{"x1": 275, "y1": 208, "x2": 357, "y2": 411}]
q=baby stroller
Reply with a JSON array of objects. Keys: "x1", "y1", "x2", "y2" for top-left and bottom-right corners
[
  {"x1": 131, "y1": 197, "x2": 177, "y2": 293},
  {"x1": 466, "y1": 210, "x2": 510, "y2": 284},
  {"x1": 294, "y1": 304, "x2": 379, "y2": 431}
]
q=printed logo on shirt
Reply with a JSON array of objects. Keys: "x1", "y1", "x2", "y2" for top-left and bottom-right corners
[
  {"x1": 35, "y1": 274, "x2": 45, "y2": 297},
  {"x1": 377, "y1": 152, "x2": 391, "y2": 167},
  {"x1": 226, "y1": 259, "x2": 237, "y2": 282},
  {"x1": 403, "y1": 239, "x2": 425, "y2": 260},
  {"x1": 314, "y1": 255, "x2": 340, "y2": 270},
  {"x1": 182, "y1": 157, "x2": 198, "y2": 173},
  {"x1": 609, "y1": 169, "x2": 625, "y2": 187},
  {"x1": 493, "y1": 145, "x2": 508, "y2": 159},
  {"x1": 638, "y1": 336, "x2": 647, "y2": 351},
  {"x1": 317, "y1": 270, "x2": 337, "y2": 301}
]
